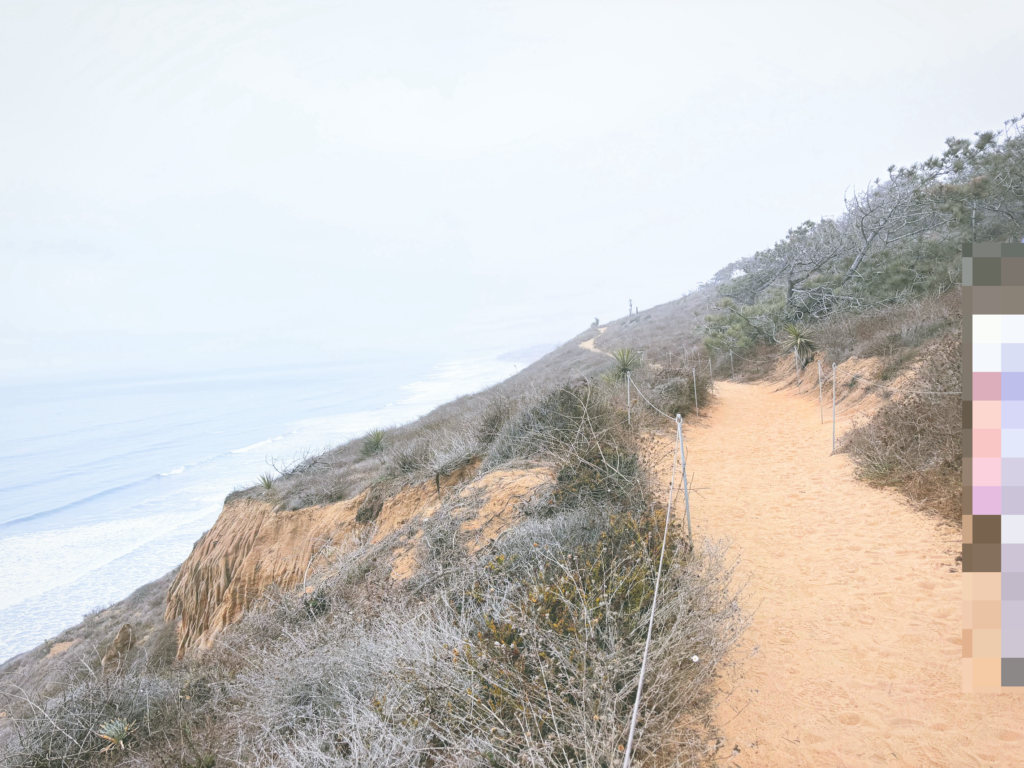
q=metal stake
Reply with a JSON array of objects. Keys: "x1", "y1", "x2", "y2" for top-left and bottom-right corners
[
  {"x1": 679, "y1": 414, "x2": 692, "y2": 551},
  {"x1": 831, "y1": 363, "x2": 837, "y2": 454},
  {"x1": 626, "y1": 371, "x2": 631, "y2": 427}
]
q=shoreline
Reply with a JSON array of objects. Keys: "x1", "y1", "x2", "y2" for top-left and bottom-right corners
[{"x1": 0, "y1": 351, "x2": 529, "y2": 663}]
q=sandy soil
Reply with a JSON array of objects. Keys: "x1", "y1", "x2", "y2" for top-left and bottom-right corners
[
  {"x1": 579, "y1": 326, "x2": 610, "y2": 355},
  {"x1": 669, "y1": 380, "x2": 1024, "y2": 767}
]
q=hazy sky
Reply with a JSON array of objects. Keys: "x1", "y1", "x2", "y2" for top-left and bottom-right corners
[{"x1": 2, "y1": 1, "x2": 1022, "y2": 379}]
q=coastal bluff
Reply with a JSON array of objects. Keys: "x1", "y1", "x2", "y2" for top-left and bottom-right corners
[{"x1": 164, "y1": 462, "x2": 555, "y2": 657}]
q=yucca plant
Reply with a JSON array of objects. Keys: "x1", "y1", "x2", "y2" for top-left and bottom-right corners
[
  {"x1": 780, "y1": 323, "x2": 816, "y2": 388},
  {"x1": 361, "y1": 428, "x2": 387, "y2": 458},
  {"x1": 97, "y1": 718, "x2": 136, "y2": 753},
  {"x1": 611, "y1": 348, "x2": 642, "y2": 380},
  {"x1": 257, "y1": 472, "x2": 275, "y2": 490}
]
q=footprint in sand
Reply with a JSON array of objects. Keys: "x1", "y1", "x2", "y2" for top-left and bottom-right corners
[{"x1": 837, "y1": 713, "x2": 860, "y2": 726}]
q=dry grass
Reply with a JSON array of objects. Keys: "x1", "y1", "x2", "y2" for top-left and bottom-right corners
[
  {"x1": 814, "y1": 291, "x2": 960, "y2": 369},
  {"x1": 841, "y1": 326, "x2": 962, "y2": 519}
]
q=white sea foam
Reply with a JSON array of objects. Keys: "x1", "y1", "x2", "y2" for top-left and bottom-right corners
[
  {"x1": 231, "y1": 437, "x2": 277, "y2": 453},
  {"x1": 0, "y1": 504, "x2": 220, "y2": 613}
]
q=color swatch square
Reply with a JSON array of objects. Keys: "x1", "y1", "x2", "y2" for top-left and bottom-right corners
[{"x1": 962, "y1": 242, "x2": 1024, "y2": 691}]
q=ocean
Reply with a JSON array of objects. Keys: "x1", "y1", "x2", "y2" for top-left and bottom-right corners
[{"x1": 0, "y1": 350, "x2": 531, "y2": 662}]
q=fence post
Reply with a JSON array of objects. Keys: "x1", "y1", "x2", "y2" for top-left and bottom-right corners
[
  {"x1": 831, "y1": 363, "x2": 837, "y2": 455},
  {"x1": 679, "y1": 414, "x2": 692, "y2": 550},
  {"x1": 692, "y1": 367, "x2": 699, "y2": 416},
  {"x1": 730, "y1": 349, "x2": 735, "y2": 377},
  {"x1": 626, "y1": 371, "x2": 631, "y2": 427},
  {"x1": 818, "y1": 361, "x2": 823, "y2": 424}
]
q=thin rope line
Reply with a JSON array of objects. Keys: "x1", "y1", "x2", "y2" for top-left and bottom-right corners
[
  {"x1": 727, "y1": 351, "x2": 781, "y2": 365},
  {"x1": 622, "y1": 415, "x2": 681, "y2": 768},
  {"x1": 627, "y1": 376, "x2": 677, "y2": 422}
]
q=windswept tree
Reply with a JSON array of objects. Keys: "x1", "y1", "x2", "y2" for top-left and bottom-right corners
[{"x1": 703, "y1": 113, "x2": 1024, "y2": 354}]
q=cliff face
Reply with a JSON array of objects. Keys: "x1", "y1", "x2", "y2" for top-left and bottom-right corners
[{"x1": 165, "y1": 464, "x2": 554, "y2": 657}]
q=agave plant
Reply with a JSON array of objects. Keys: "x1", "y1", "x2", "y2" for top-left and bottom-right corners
[
  {"x1": 612, "y1": 348, "x2": 642, "y2": 380},
  {"x1": 361, "y1": 428, "x2": 387, "y2": 458},
  {"x1": 97, "y1": 718, "x2": 136, "y2": 753},
  {"x1": 257, "y1": 471, "x2": 275, "y2": 490}
]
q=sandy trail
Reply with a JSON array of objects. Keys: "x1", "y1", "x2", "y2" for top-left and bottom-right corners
[
  {"x1": 668, "y1": 380, "x2": 1024, "y2": 767},
  {"x1": 580, "y1": 326, "x2": 611, "y2": 355}
]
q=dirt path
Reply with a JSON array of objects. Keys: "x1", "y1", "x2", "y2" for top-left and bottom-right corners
[
  {"x1": 579, "y1": 326, "x2": 610, "y2": 355},
  {"x1": 671, "y1": 380, "x2": 1024, "y2": 767}
]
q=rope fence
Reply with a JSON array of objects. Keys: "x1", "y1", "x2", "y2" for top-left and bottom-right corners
[
  {"x1": 699, "y1": 348, "x2": 960, "y2": 455},
  {"x1": 619, "y1": 376, "x2": 694, "y2": 768}
]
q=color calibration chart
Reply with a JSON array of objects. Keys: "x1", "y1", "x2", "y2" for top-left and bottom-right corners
[{"x1": 963, "y1": 241, "x2": 1024, "y2": 691}]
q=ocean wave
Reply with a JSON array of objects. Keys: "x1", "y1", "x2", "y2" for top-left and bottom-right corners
[
  {"x1": 0, "y1": 503, "x2": 221, "y2": 614},
  {"x1": 230, "y1": 436, "x2": 283, "y2": 454}
]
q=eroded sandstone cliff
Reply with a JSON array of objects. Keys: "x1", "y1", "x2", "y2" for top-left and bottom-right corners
[{"x1": 164, "y1": 463, "x2": 554, "y2": 657}]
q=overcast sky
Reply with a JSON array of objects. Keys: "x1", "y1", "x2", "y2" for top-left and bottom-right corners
[{"x1": 2, "y1": 1, "x2": 1022, "y2": 380}]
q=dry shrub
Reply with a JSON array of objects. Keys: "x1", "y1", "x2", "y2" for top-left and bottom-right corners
[
  {"x1": 842, "y1": 329, "x2": 962, "y2": 518},
  {"x1": 211, "y1": 507, "x2": 742, "y2": 768},
  {"x1": 814, "y1": 291, "x2": 960, "y2": 368},
  {"x1": 719, "y1": 344, "x2": 779, "y2": 382},
  {"x1": 482, "y1": 382, "x2": 628, "y2": 474},
  {"x1": 624, "y1": 362, "x2": 713, "y2": 426},
  {"x1": 0, "y1": 657, "x2": 216, "y2": 768}
]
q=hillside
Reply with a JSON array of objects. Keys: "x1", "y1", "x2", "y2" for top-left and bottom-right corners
[
  {"x1": 0, "y1": 326, "x2": 727, "y2": 766},
  {"x1": 5, "y1": 113, "x2": 1024, "y2": 766}
]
